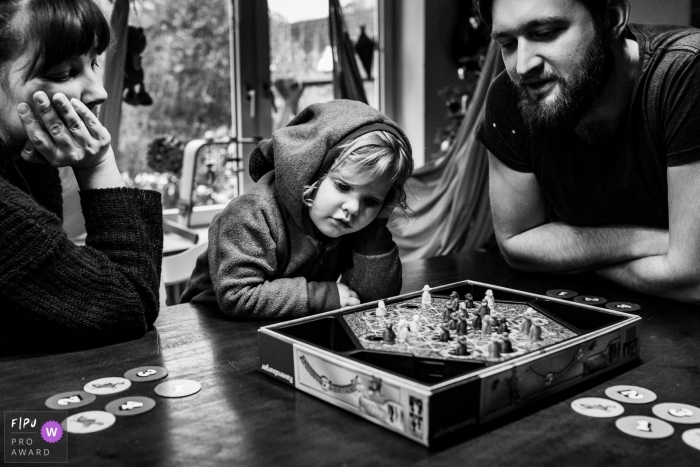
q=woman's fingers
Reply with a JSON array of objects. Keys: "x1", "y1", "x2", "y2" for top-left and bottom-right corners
[
  {"x1": 70, "y1": 98, "x2": 110, "y2": 145},
  {"x1": 19, "y1": 141, "x2": 48, "y2": 165},
  {"x1": 17, "y1": 101, "x2": 58, "y2": 160},
  {"x1": 52, "y1": 93, "x2": 92, "y2": 147}
]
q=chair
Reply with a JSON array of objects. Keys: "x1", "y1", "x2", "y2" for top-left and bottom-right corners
[{"x1": 160, "y1": 241, "x2": 209, "y2": 306}]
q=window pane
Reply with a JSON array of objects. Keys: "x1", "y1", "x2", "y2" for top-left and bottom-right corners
[{"x1": 268, "y1": 0, "x2": 378, "y2": 131}]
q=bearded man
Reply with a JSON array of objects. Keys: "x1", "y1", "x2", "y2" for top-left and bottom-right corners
[{"x1": 475, "y1": 0, "x2": 700, "y2": 304}]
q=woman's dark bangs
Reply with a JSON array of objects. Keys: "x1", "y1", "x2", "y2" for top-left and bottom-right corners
[{"x1": 27, "y1": 0, "x2": 110, "y2": 79}]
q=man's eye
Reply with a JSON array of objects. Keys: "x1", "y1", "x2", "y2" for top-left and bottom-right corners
[
  {"x1": 91, "y1": 59, "x2": 99, "y2": 69},
  {"x1": 499, "y1": 40, "x2": 516, "y2": 51},
  {"x1": 534, "y1": 30, "x2": 558, "y2": 40}
]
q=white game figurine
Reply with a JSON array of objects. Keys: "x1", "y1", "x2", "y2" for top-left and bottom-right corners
[
  {"x1": 397, "y1": 319, "x2": 409, "y2": 343},
  {"x1": 376, "y1": 300, "x2": 387, "y2": 317},
  {"x1": 410, "y1": 314, "x2": 421, "y2": 333},
  {"x1": 485, "y1": 289, "x2": 495, "y2": 308},
  {"x1": 421, "y1": 285, "x2": 432, "y2": 306}
]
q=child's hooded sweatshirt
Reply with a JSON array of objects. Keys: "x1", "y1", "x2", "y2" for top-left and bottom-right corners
[{"x1": 181, "y1": 100, "x2": 412, "y2": 319}]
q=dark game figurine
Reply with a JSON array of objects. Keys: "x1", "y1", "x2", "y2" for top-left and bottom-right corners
[
  {"x1": 465, "y1": 293, "x2": 474, "y2": 309},
  {"x1": 443, "y1": 306, "x2": 452, "y2": 322},
  {"x1": 501, "y1": 333, "x2": 514, "y2": 353},
  {"x1": 439, "y1": 322, "x2": 451, "y2": 342},
  {"x1": 456, "y1": 312, "x2": 468, "y2": 336},
  {"x1": 448, "y1": 291, "x2": 460, "y2": 311},
  {"x1": 383, "y1": 321, "x2": 396, "y2": 344},
  {"x1": 455, "y1": 335, "x2": 469, "y2": 356},
  {"x1": 499, "y1": 320, "x2": 510, "y2": 335},
  {"x1": 488, "y1": 337, "x2": 502, "y2": 360},
  {"x1": 472, "y1": 313, "x2": 482, "y2": 331},
  {"x1": 449, "y1": 311, "x2": 459, "y2": 330},
  {"x1": 477, "y1": 300, "x2": 490, "y2": 317}
]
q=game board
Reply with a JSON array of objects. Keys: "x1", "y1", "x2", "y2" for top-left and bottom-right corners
[
  {"x1": 343, "y1": 297, "x2": 577, "y2": 363},
  {"x1": 258, "y1": 280, "x2": 642, "y2": 447}
]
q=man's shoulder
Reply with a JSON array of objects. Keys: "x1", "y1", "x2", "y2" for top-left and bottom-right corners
[{"x1": 631, "y1": 23, "x2": 700, "y2": 56}]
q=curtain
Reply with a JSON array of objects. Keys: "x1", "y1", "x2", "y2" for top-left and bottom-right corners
[
  {"x1": 389, "y1": 41, "x2": 503, "y2": 262},
  {"x1": 328, "y1": 0, "x2": 368, "y2": 103},
  {"x1": 98, "y1": 0, "x2": 130, "y2": 159}
]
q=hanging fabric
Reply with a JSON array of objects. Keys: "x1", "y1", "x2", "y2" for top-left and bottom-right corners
[
  {"x1": 98, "y1": 0, "x2": 131, "y2": 159},
  {"x1": 328, "y1": 0, "x2": 368, "y2": 103},
  {"x1": 389, "y1": 41, "x2": 503, "y2": 262}
]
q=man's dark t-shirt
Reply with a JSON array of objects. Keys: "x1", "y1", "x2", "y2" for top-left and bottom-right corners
[{"x1": 477, "y1": 24, "x2": 700, "y2": 229}]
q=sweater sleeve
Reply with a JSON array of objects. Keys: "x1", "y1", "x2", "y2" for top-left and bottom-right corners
[
  {"x1": 16, "y1": 161, "x2": 64, "y2": 219},
  {"x1": 341, "y1": 218, "x2": 402, "y2": 301},
  {"x1": 0, "y1": 178, "x2": 163, "y2": 352},
  {"x1": 208, "y1": 195, "x2": 311, "y2": 320}
]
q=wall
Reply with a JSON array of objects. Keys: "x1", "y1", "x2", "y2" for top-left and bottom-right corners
[{"x1": 629, "y1": 0, "x2": 691, "y2": 25}]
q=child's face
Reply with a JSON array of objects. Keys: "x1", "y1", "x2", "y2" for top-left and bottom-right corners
[{"x1": 309, "y1": 165, "x2": 393, "y2": 238}]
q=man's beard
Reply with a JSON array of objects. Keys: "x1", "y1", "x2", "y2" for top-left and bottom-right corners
[{"x1": 515, "y1": 28, "x2": 615, "y2": 134}]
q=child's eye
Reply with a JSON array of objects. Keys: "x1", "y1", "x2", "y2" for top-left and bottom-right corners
[
  {"x1": 335, "y1": 182, "x2": 350, "y2": 192},
  {"x1": 365, "y1": 198, "x2": 380, "y2": 207}
]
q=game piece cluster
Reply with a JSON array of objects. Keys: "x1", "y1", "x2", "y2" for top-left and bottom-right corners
[
  {"x1": 357, "y1": 286, "x2": 569, "y2": 362},
  {"x1": 42, "y1": 366, "x2": 201, "y2": 435},
  {"x1": 572, "y1": 385, "x2": 700, "y2": 450}
]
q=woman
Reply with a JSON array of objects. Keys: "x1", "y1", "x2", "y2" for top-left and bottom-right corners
[{"x1": 0, "y1": 0, "x2": 163, "y2": 354}]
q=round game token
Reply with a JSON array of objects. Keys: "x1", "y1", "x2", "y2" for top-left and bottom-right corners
[
  {"x1": 546, "y1": 289, "x2": 578, "y2": 299},
  {"x1": 154, "y1": 379, "x2": 201, "y2": 398},
  {"x1": 124, "y1": 366, "x2": 169, "y2": 383},
  {"x1": 615, "y1": 416, "x2": 674, "y2": 439},
  {"x1": 605, "y1": 385, "x2": 657, "y2": 404},
  {"x1": 652, "y1": 403, "x2": 700, "y2": 424},
  {"x1": 105, "y1": 396, "x2": 156, "y2": 417},
  {"x1": 682, "y1": 428, "x2": 700, "y2": 451},
  {"x1": 62, "y1": 410, "x2": 116, "y2": 434},
  {"x1": 605, "y1": 302, "x2": 641, "y2": 312},
  {"x1": 573, "y1": 295, "x2": 608, "y2": 306},
  {"x1": 84, "y1": 377, "x2": 131, "y2": 395},
  {"x1": 571, "y1": 397, "x2": 624, "y2": 418},
  {"x1": 45, "y1": 390, "x2": 96, "y2": 410}
]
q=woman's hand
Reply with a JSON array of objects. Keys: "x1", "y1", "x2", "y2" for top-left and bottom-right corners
[
  {"x1": 17, "y1": 91, "x2": 125, "y2": 189},
  {"x1": 17, "y1": 91, "x2": 111, "y2": 169}
]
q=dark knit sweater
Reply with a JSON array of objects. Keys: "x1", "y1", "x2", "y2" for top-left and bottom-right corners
[{"x1": 0, "y1": 157, "x2": 163, "y2": 355}]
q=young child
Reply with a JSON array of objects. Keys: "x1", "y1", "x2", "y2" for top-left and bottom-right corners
[{"x1": 181, "y1": 100, "x2": 413, "y2": 319}]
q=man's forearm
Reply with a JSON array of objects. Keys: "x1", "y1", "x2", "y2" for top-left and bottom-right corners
[
  {"x1": 499, "y1": 222, "x2": 669, "y2": 274},
  {"x1": 597, "y1": 256, "x2": 700, "y2": 305}
]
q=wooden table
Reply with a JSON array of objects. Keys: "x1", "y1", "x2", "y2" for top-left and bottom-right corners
[{"x1": 2, "y1": 251, "x2": 699, "y2": 466}]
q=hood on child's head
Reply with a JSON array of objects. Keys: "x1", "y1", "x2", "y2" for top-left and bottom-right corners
[{"x1": 250, "y1": 99, "x2": 412, "y2": 229}]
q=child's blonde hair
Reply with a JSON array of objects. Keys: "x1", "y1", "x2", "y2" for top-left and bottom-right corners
[{"x1": 303, "y1": 130, "x2": 413, "y2": 210}]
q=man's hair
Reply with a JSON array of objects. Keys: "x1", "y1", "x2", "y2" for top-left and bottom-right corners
[
  {"x1": 0, "y1": 0, "x2": 110, "y2": 83},
  {"x1": 473, "y1": 0, "x2": 609, "y2": 30},
  {"x1": 303, "y1": 130, "x2": 414, "y2": 210}
]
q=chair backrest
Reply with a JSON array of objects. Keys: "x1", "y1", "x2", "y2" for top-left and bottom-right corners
[{"x1": 161, "y1": 241, "x2": 209, "y2": 286}]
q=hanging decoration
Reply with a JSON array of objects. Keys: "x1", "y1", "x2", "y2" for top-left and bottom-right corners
[
  {"x1": 328, "y1": 0, "x2": 368, "y2": 103},
  {"x1": 123, "y1": 26, "x2": 153, "y2": 106}
]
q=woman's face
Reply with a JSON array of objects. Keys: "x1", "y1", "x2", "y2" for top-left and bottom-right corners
[{"x1": 0, "y1": 47, "x2": 107, "y2": 149}]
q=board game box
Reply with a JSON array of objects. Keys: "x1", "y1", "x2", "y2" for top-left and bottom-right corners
[{"x1": 257, "y1": 280, "x2": 641, "y2": 446}]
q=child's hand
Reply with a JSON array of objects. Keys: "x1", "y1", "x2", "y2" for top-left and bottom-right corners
[
  {"x1": 337, "y1": 283, "x2": 360, "y2": 307},
  {"x1": 17, "y1": 91, "x2": 111, "y2": 169}
]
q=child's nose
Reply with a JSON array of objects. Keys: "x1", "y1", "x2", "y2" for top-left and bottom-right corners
[{"x1": 342, "y1": 197, "x2": 360, "y2": 216}]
